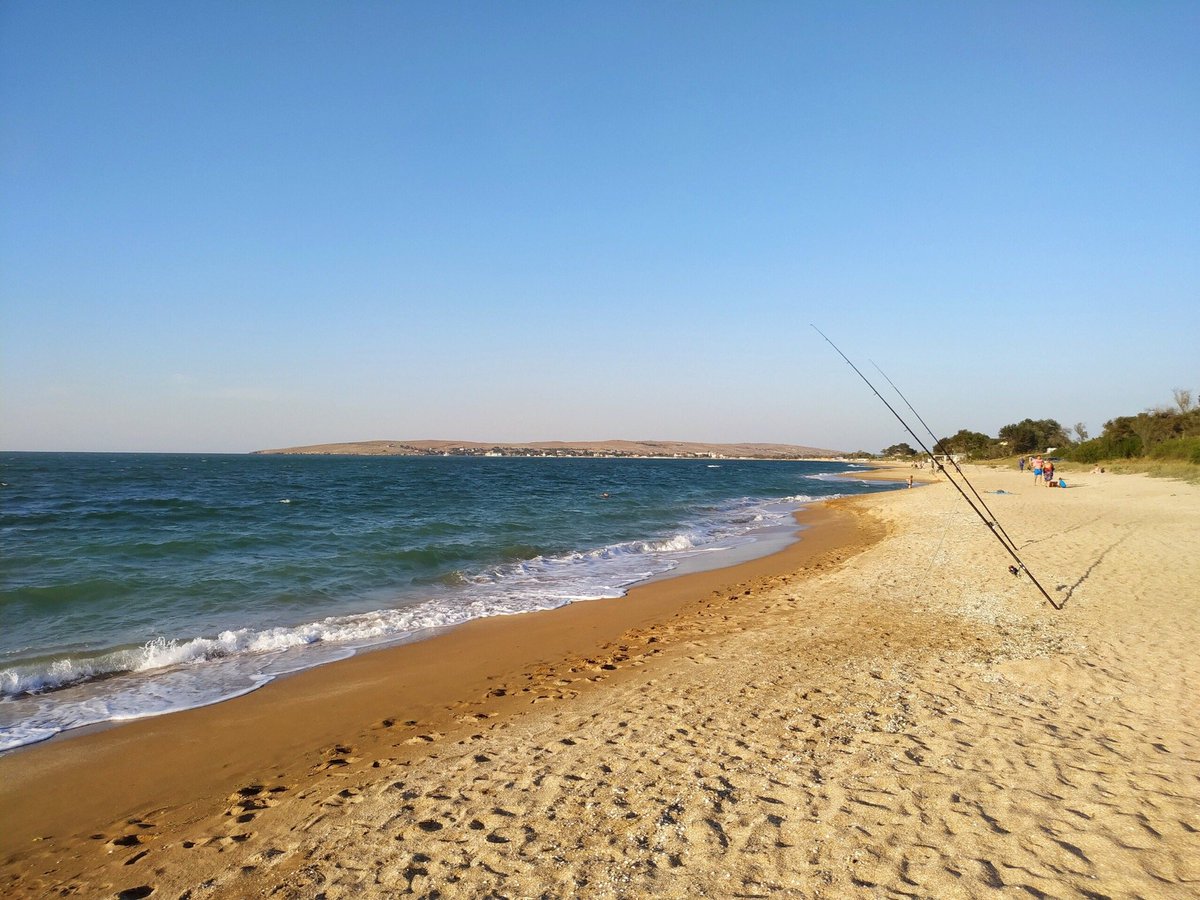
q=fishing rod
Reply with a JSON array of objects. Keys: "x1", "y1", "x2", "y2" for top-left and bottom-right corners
[
  {"x1": 811, "y1": 325, "x2": 1062, "y2": 610},
  {"x1": 868, "y1": 357, "x2": 1057, "y2": 601},
  {"x1": 869, "y1": 360, "x2": 1025, "y2": 562}
]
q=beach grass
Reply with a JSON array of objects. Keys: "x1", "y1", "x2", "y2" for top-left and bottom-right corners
[{"x1": 974, "y1": 453, "x2": 1200, "y2": 484}]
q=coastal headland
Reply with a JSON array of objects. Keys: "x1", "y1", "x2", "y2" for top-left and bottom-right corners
[
  {"x1": 1, "y1": 464, "x2": 1197, "y2": 898},
  {"x1": 252, "y1": 439, "x2": 840, "y2": 459}
]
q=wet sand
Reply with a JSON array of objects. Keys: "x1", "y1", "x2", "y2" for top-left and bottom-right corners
[{"x1": 2, "y1": 465, "x2": 1197, "y2": 898}]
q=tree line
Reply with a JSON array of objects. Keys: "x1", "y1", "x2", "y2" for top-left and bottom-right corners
[{"x1": 877, "y1": 388, "x2": 1200, "y2": 465}]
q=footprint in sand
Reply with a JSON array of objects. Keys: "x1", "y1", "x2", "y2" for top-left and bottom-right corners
[
  {"x1": 225, "y1": 783, "x2": 288, "y2": 822},
  {"x1": 313, "y1": 745, "x2": 359, "y2": 773},
  {"x1": 322, "y1": 787, "x2": 364, "y2": 807},
  {"x1": 208, "y1": 832, "x2": 252, "y2": 849},
  {"x1": 103, "y1": 816, "x2": 158, "y2": 851},
  {"x1": 405, "y1": 732, "x2": 443, "y2": 745}
]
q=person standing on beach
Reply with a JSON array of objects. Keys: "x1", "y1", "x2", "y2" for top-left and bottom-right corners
[
  {"x1": 1044, "y1": 460, "x2": 1055, "y2": 486},
  {"x1": 1019, "y1": 456, "x2": 1026, "y2": 472},
  {"x1": 1032, "y1": 455, "x2": 1043, "y2": 483},
  {"x1": 907, "y1": 474, "x2": 914, "y2": 488}
]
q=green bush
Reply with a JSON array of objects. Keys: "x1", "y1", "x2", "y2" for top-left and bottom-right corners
[
  {"x1": 1149, "y1": 437, "x2": 1200, "y2": 465},
  {"x1": 1064, "y1": 440, "x2": 1104, "y2": 463},
  {"x1": 1064, "y1": 436, "x2": 1140, "y2": 462}
]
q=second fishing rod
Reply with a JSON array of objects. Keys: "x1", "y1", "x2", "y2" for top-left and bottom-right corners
[
  {"x1": 869, "y1": 360, "x2": 1028, "y2": 566},
  {"x1": 811, "y1": 325, "x2": 1062, "y2": 610}
]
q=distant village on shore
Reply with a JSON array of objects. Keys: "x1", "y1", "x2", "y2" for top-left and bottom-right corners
[{"x1": 253, "y1": 439, "x2": 841, "y2": 460}]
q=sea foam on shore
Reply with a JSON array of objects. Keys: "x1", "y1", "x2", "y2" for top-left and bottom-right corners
[{"x1": 0, "y1": 454, "x2": 899, "y2": 750}]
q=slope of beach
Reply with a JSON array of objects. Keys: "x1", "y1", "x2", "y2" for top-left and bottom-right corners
[{"x1": 2, "y1": 465, "x2": 1197, "y2": 898}]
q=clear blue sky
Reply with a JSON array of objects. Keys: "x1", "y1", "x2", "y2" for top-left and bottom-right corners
[{"x1": 2, "y1": 1, "x2": 1196, "y2": 453}]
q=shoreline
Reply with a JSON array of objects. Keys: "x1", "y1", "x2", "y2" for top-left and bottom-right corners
[
  {"x1": 4, "y1": 463, "x2": 1196, "y2": 898},
  {"x1": 0, "y1": 491, "x2": 884, "y2": 857},
  {"x1": 0, "y1": 459, "x2": 893, "y2": 755}
]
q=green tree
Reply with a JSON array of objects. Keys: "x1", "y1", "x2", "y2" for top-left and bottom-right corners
[
  {"x1": 997, "y1": 418, "x2": 1069, "y2": 454},
  {"x1": 1099, "y1": 408, "x2": 1187, "y2": 456},
  {"x1": 934, "y1": 429, "x2": 993, "y2": 456},
  {"x1": 882, "y1": 442, "x2": 917, "y2": 457},
  {"x1": 1128, "y1": 410, "x2": 1177, "y2": 456},
  {"x1": 1065, "y1": 391, "x2": 1200, "y2": 462}
]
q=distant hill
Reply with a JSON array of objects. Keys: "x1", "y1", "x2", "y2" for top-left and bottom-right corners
[{"x1": 252, "y1": 439, "x2": 842, "y2": 459}]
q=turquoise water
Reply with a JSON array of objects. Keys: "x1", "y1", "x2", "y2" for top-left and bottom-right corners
[{"x1": 0, "y1": 453, "x2": 899, "y2": 749}]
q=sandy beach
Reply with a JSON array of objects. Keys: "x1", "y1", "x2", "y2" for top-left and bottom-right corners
[{"x1": 2, "y1": 464, "x2": 1197, "y2": 898}]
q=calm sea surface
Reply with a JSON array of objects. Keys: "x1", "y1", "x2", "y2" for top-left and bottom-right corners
[{"x1": 0, "y1": 453, "x2": 900, "y2": 750}]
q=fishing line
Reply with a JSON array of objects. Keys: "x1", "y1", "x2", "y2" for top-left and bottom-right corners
[
  {"x1": 811, "y1": 325, "x2": 1062, "y2": 610},
  {"x1": 869, "y1": 360, "x2": 1026, "y2": 561}
]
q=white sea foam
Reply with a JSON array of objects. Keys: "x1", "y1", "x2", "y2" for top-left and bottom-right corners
[{"x1": 0, "y1": 491, "x2": 829, "y2": 752}]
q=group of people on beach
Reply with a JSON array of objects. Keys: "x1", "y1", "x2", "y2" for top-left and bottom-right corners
[{"x1": 1018, "y1": 455, "x2": 1065, "y2": 488}]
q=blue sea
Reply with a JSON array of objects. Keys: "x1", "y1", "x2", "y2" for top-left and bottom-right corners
[{"x1": 0, "y1": 453, "x2": 899, "y2": 751}]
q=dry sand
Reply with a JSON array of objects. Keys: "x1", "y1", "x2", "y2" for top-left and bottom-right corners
[{"x1": 1, "y1": 465, "x2": 1197, "y2": 898}]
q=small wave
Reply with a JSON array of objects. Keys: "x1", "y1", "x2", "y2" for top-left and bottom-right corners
[
  {"x1": 637, "y1": 533, "x2": 696, "y2": 553},
  {"x1": 1, "y1": 614, "x2": 414, "y2": 701},
  {"x1": 1, "y1": 655, "x2": 109, "y2": 696},
  {"x1": 0, "y1": 525, "x2": 713, "y2": 704},
  {"x1": 802, "y1": 470, "x2": 873, "y2": 486},
  {"x1": 499, "y1": 543, "x2": 545, "y2": 562},
  {"x1": 0, "y1": 724, "x2": 60, "y2": 751},
  {"x1": 0, "y1": 486, "x2": 851, "y2": 750}
]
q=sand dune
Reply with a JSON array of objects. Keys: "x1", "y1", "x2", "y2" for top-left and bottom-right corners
[{"x1": 2, "y1": 465, "x2": 1197, "y2": 898}]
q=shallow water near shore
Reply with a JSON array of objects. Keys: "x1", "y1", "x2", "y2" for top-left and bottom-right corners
[{"x1": 0, "y1": 453, "x2": 900, "y2": 750}]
